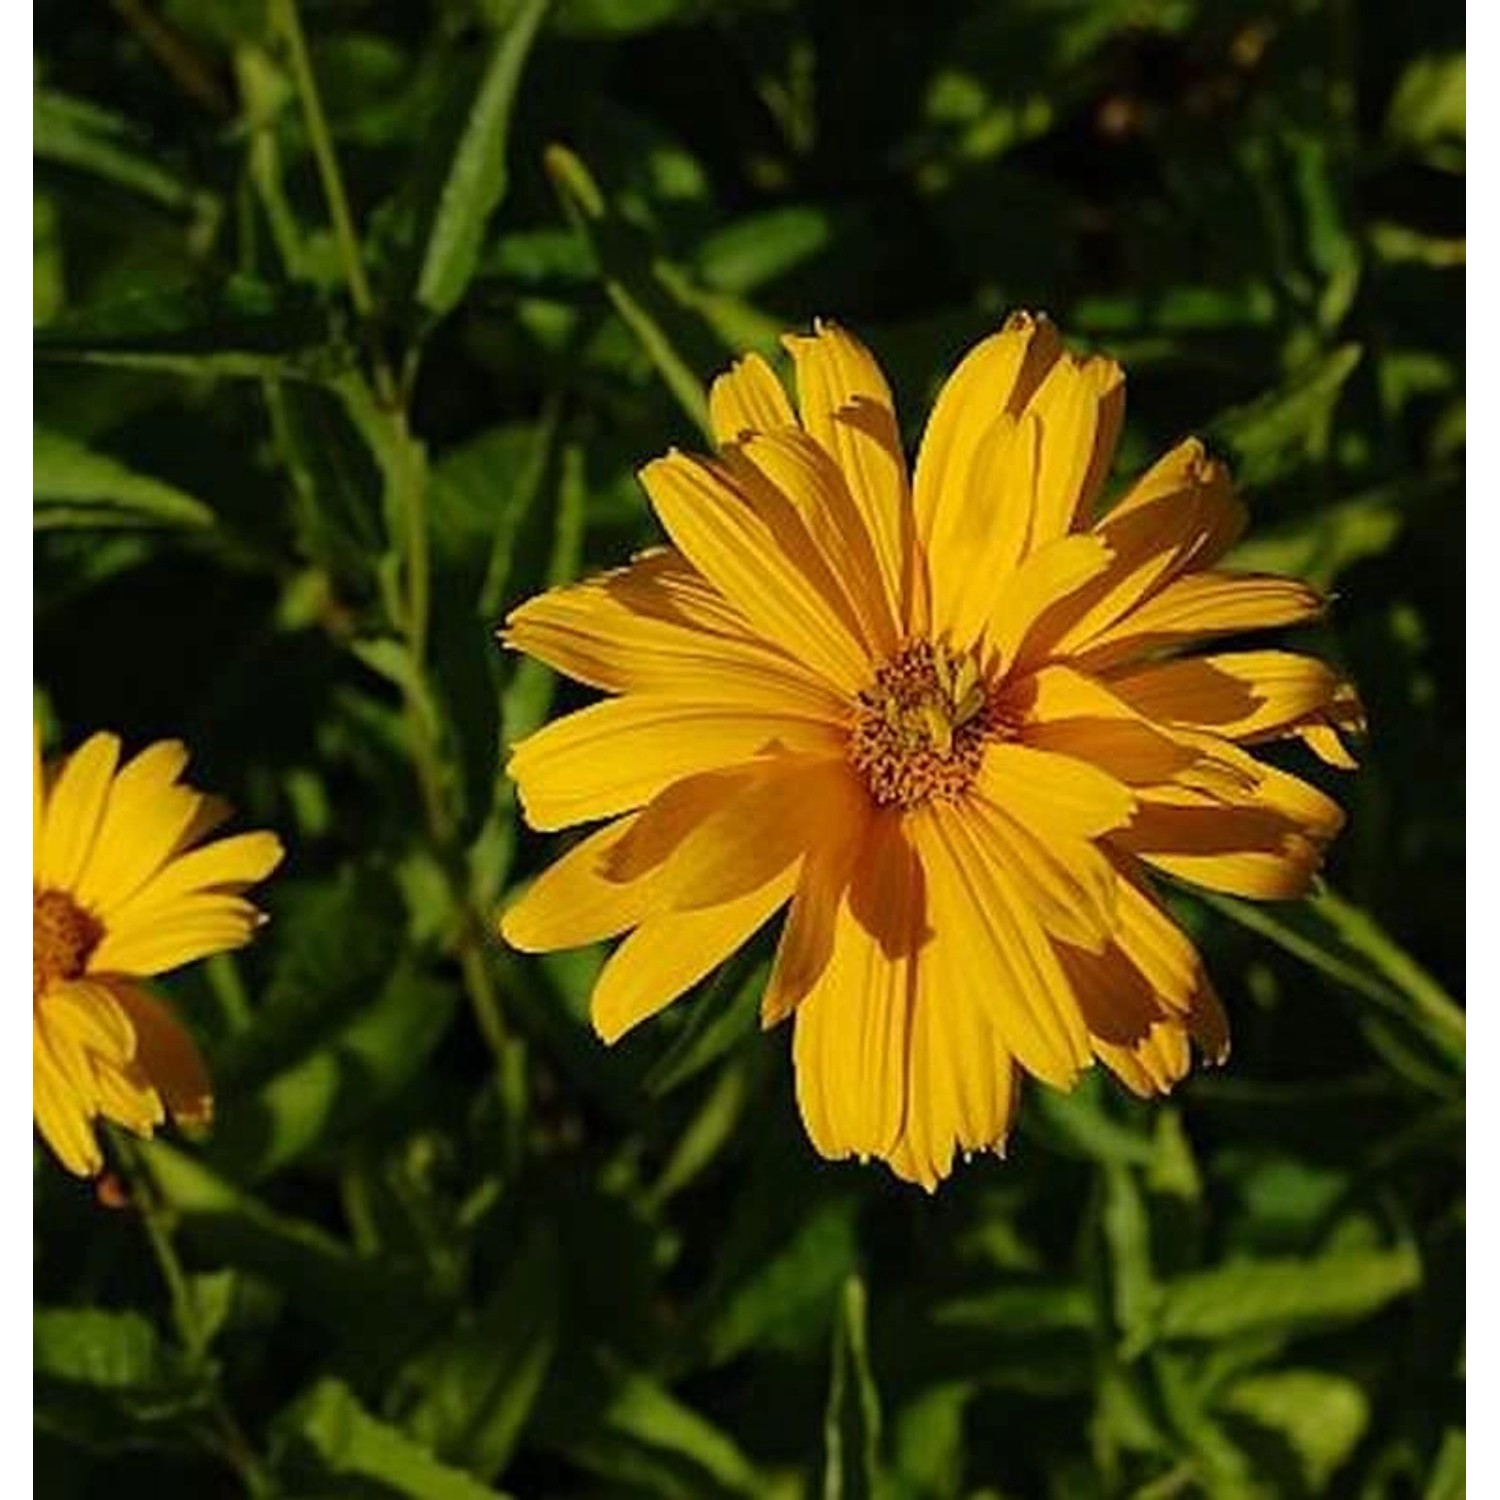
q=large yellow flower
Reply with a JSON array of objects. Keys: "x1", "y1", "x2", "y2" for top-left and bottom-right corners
[
  {"x1": 500, "y1": 314, "x2": 1362, "y2": 1189},
  {"x1": 33, "y1": 725, "x2": 283, "y2": 1176}
]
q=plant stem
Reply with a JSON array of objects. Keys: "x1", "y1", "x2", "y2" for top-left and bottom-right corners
[
  {"x1": 272, "y1": 0, "x2": 396, "y2": 402},
  {"x1": 114, "y1": 1137, "x2": 275, "y2": 1496}
]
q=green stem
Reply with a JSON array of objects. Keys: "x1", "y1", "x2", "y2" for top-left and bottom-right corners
[
  {"x1": 114, "y1": 1137, "x2": 274, "y2": 1496},
  {"x1": 272, "y1": 0, "x2": 395, "y2": 401}
]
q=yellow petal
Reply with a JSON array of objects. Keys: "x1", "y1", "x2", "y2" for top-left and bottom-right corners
[
  {"x1": 108, "y1": 980, "x2": 213, "y2": 1125},
  {"x1": 1105, "y1": 649, "x2": 1362, "y2": 752},
  {"x1": 74, "y1": 740, "x2": 200, "y2": 914},
  {"x1": 502, "y1": 557, "x2": 847, "y2": 721},
  {"x1": 90, "y1": 896, "x2": 261, "y2": 976},
  {"x1": 927, "y1": 412, "x2": 1040, "y2": 649},
  {"x1": 1023, "y1": 351, "x2": 1125, "y2": 544},
  {"x1": 90, "y1": 1053, "x2": 165, "y2": 1136},
  {"x1": 1034, "y1": 440, "x2": 1245, "y2": 659},
  {"x1": 650, "y1": 758, "x2": 863, "y2": 912},
  {"x1": 37, "y1": 732, "x2": 120, "y2": 892},
  {"x1": 886, "y1": 947, "x2": 1018, "y2": 1191},
  {"x1": 961, "y1": 794, "x2": 1118, "y2": 952},
  {"x1": 590, "y1": 864, "x2": 798, "y2": 1043},
  {"x1": 792, "y1": 812, "x2": 921, "y2": 1161},
  {"x1": 33, "y1": 721, "x2": 46, "y2": 865},
  {"x1": 912, "y1": 312, "x2": 1062, "y2": 549},
  {"x1": 33, "y1": 1024, "x2": 104, "y2": 1176},
  {"x1": 782, "y1": 321, "x2": 914, "y2": 626},
  {"x1": 1073, "y1": 570, "x2": 1326, "y2": 671},
  {"x1": 45, "y1": 979, "x2": 136, "y2": 1066},
  {"x1": 1008, "y1": 665, "x2": 1207, "y2": 785},
  {"x1": 912, "y1": 803, "x2": 1092, "y2": 1089},
  {"x1": 500, "y1": 813, "x2": 654, "y2": 952},
  {"x1": 724, "y1": 427, "x2": 899, "y2": 655},
  {"x1": 708, "y1": 351, "x2": 796, "y2": 443},
  {"x1": 973, "y1": 738, "x2": 1136, "y2": 839},
  {"x1": 508, "y1": 696, "x2": 844, "y2": 832},
  {"x1": 110, "y1": 832, "x2": 284, "y2": 929},
  {"x1": 983, "y1": 533, "x2": 1113, "y2": 671},
  {"x1": 639, "y1": 451, "x2": 871, "y2": 692}
]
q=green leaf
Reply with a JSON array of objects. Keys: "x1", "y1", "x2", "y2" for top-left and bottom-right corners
[
  {"x1": 34, "y1": 277, "x2": 350, "y2": 382},
  {"x1": 275, "y1": 1378, "x2": 506, "y2": 1500},
  {"x1": 388, "y1": 1224, "x2": 559, "y2": 1482},
  {"x1": 1202, "y1": 887, "x2": 1465, "y2": 1070},
  {"x1": 1219, "y1": 1369, "x2": 1369, "y2": 1492},
  {"x1": 535, "y1": 1348, "x2": 764, "y2": 1497},
  {"x1": 545, "y1": 143, "x2": 719, "y2": 437},
  {"x1": 1387, "y1": 54, "x2": 1465, "y2": 157},
  {"x1": 211, "y1": 960, "x2": 460, "y2": 1179},
  {"x1": 414, "y1": 0, "x2": 551, "y2": 318},
  {"x1": 823, "y1": 1275, "x2": 885, "y2": 1500},
  {"x1": 1155, "y1": 1244, "x2": 1420, "y2": 1342},
  {"x1": 1425, "y1": 1428, "x2": 1466, "y2": 1500},
  {"x1": 34, "y1": 1308, "x2": 211, "y2": 1450},
  {"x1": 694, "y1": 205, "x2": 833, "y2": 293},
  {"x1": 1208, "y1": 344, "x2": 1363, "y2": 489},
  {"x1": 34, "y1": 427, "x2": 214, "y2": 531},
  {"x1": 700, "y1": 1195, "x2": 860, "y2": 1367},
  {"x1": 136, "y1": 1141, "x2": 435, "y2": 1349},
  {"x1": 34, "y1": 88, "x2": 212, "y2": 217}
]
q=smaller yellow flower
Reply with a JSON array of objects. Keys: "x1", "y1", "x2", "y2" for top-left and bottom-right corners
[{"x1": 32, "y1": 724, "x2": 284, "y2": 1176}]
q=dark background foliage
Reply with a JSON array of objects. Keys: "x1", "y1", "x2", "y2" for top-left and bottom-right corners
[{"x1": 34, "y1": 0, "x2": 1463, "y2": 1495}]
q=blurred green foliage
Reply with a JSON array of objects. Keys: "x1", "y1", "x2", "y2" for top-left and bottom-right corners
[{"x1": 34, "y1": 0, "x2": 1462, "y2": 1495}]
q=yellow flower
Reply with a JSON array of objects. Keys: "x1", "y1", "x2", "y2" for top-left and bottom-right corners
[
  {"x1": 33, "y1": 725, "x2": 283, "y2": 1176},
  {"x1": 499, "y1": 314, "x2": 1362, "y2": 1189}
]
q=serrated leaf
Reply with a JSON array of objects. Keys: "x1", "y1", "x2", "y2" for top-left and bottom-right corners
[
  {"x1": 275, "y1": 1378, "x2": 506, "y2": 1500},
  {"x1": 34, "y1": 427, "x2": 214, "y2": 531},
  {"x1": 414, "y1": 0, "x2": 551, "y2": 318}
]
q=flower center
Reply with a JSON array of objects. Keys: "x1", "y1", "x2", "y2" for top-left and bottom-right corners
[
  {"x1": 34, "y1": 888, "x2": 103, "y2": 1000},
  {"x1": 848, "y1": 640, "x2": 1006, "y2": 809}
]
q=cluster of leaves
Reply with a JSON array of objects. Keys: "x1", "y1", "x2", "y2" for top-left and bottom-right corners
[{"x1": 35, "y1": 0, "x2": 1462, "y2": 1495}]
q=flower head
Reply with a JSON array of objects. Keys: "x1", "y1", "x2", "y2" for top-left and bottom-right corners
[
  {"x1": 33, "y1": 725, "x2": 283, "y2": 1176},
  {"x1": 500, "y1": 314, "x2": 1362, "y2": 1189}
]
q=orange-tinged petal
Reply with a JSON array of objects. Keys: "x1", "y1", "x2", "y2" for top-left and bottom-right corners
[
  {"x1": 927, "y1": 412, "x2": 1041, "y2": 647},
  {"x1": 1073, "y1": 570, "x2": 1326, "y2": 671},
  {"x1": 1023, "y1": 351, "x2": 1125, "y2": 544},
  {"x1": 590, "y1": 864, "x2": 798, "y2": 1043},
  {"x1": 913, "y1": 803, "x2": 1092, "y2": 1089},
  {"x1": 792, "y1": 812, "x2": 920, "y2": 1161},
  {"x1": 501, "y1": 813, "x2": 655, "y2": 952},
  {"x1": 887, "y1": 941, "x2": 1018, "y2": 1190},
  {"x1": 724, "y1": 428, "x2": 899, "y2": 655},
  {"x1": 639, "y1": 451, "x2": 871, "y2": 692},
  {"x1": 1105, "y1": 649, "x2": 1363, "y2": 757},
  {"x1": 973, "y1": 739, "x2": 1136, "y2": 840},
  {"x1": 708, "y1": 351, "x2": 796, "y2": 443},
  {"x1": 782, "y1": 321, "x2": 914, "y2": 626},
  {"x1": 108, "y1": 980, "x2": 213, "y2": 1126},
  {"x1": 913, "y1": 311, "x2": 1062, "y2": 549},
  {"x1": 37, "y1": 732, "x2": 120, "y2": 893},
  {"x1": 508, "y1": 696, "x2": 844, "y2": 832},
  {"x1": 503, "y1": 561, "x2": 847, "y2": 721},
  {"x1": 984, "y1": 534, "x2": 1113, "y2": 671}
]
